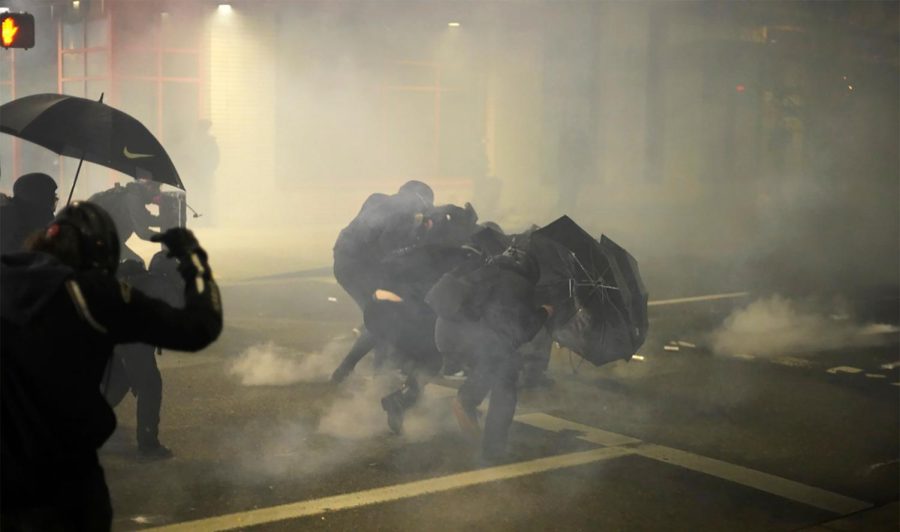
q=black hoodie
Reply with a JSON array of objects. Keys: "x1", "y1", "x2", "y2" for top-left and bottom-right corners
[{"x1": 0, "y1": 251, "x2": 222, "y2": 507}]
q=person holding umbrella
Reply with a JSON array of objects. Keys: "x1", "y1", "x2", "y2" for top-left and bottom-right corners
[
  {"x1": 0, "y1": 202, "x2": 222, "y2": 530},
  {"x1": 88, "y1": 179, "x2": 163, "y2": 264},
  {"x1": 0, "y1": 172, "x2": 59, "y2": 255}
]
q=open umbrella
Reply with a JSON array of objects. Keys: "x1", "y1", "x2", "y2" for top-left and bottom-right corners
[
  {"x1": 0, "y1": 93, "x2": 184, "y2": 203},
  {"x1": 530, "y1": 215, "x2": 649, "y2": 366}
]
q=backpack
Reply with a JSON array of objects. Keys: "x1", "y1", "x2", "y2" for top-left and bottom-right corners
[{"x1": 425, "y1": 258, "x2": 499, "y2": 321}]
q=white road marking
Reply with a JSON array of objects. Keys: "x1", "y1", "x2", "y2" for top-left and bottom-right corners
[
  {"x1": 514, "y1": 414, "x2": 871, "y2": 515},
  {"x1": 146, "y1": 447, "x2": 633, "y2": 532},
  {"x1": 864, "y1": 373, "x2": 886, "y2": 379},
  {"x1": 772, "y1": 356, "x2": 812, "y2": 368},
  {"x1": 663, "y1": 345, "x2": 680, "y2": 352},
  {"x1": 635, "y1": 444, "x2": 870, "y2": 514},
  {"x1": 632, "y1": 354, "x2": 645, "y2": 361},
  {"x1": 648, "y1": 292, "x2": 749, "y2": 307},
  {"x1": 866, "y1": 458, "x2": 899, "y2": 473},
  {"x1": 826, "y1": 366, "x2": 863, "y2": 375},
  {"x1": 148, "y1": 399, "x2": 872, "y2": 530},
  {"x1": 515, "y1": 412, "x2": 641, "y2": 446}
]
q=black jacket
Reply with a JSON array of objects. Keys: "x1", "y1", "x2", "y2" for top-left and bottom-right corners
[
  {"x1": 334, "y1": 191, "x2": 428, "y2": 261},
  {"x1": 0, "y1": 194, "x2": 55, "y2": 256},
  {"x1": 429, "y1": 251, "x2": 547, "y2": 348},
  {"x1": 478, "y1": 254, "x2": 548, "y2": 348},
  {"x1": 0, "y1": 251, "x2": 221, "y2": 507}
]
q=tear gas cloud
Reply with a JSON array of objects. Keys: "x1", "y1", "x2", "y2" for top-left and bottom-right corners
[
  {"x1": 1, "y1": 1, "x2": 896, "y2": 296},
  {"x1": 710, "y1": 295, "x2": 899, "y2": 357},
  {"x1": 228, "y1": 338, "x2": 351, "y2": 386},
  {"x1": 0, "y1": 0, "x2": 897, "y2": 513},
  {"x1": 222, "y1": 337, "x2": 458, "y2": 485}
]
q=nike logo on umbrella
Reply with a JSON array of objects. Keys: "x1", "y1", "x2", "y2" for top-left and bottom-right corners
[{"x1": 123, "y1": 146, "x2": 154, "y2": 159}]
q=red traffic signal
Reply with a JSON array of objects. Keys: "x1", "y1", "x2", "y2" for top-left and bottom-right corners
[{"x1": 1, "y1": 13, "x2": 35, "y2": 50}]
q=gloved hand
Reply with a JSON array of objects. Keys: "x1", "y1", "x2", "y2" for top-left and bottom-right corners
[
  {"x1": 151, "y1": 228, "x2": 212, "y2": 289},
  {"x1": 150, "y1": 227, "x2": 200, "y2": 260}
]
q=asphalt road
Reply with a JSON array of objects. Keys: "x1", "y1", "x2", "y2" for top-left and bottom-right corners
[{"x1": 101, "y1": 277, "x2": 899, "y2": 531}]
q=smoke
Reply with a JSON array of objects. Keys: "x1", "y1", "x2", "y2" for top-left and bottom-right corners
[
  {"x1": 223, "y1": 335, "x2": 457, "y2": 483},
  {"x1": 228, "y1": 337, "x2": 352, "y2": 386},
  {"x1": 318, "y1": 375, "x2": 457, "y2": 442},
  {"x1": 317, "y1": 376, "x2": 397, "y2": 440},
  {"x1": 709, "y1": 295, "x2": 899, "y2": 357}
]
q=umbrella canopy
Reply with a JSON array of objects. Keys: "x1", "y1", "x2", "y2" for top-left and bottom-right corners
[
  {"x1": 0, "y1": 93, "x2": 184, "y2": 189},
  {"x1": 530, "y1": 215, "x2": 649, "y2": 366}
]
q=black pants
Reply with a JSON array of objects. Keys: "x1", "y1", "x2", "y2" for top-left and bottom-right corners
[
  {"x1": 457, "y1": 334, "x2": 521, "y2": 458},
  {"x1": 103, "y1": 343, "x2": 163, "y2": 449},
  {"x1": 333, "y1": 249, "x2": 392, "y2": 371},
  {"x1": 333, "y1": 250, "x2": 379, "y2": 311},
  {"x1": 1, "y1": 464, "x2": 112, "y2": 532},
  {"x1": 520, "y1": 326, "x2": 552, "y2": 379}
]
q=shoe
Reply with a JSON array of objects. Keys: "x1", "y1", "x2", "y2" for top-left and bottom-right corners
[
  {"x1": 452, "y1": 397, "x2": 481, "y2": 441},
  {"x1": 137, "y1": 444, "x2": 174, "y2": 461},
  {"x1": 381, "y1": 393, "x2": 405, "y2": 435}
]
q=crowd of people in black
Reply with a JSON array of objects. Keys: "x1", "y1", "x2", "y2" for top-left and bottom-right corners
[
  {"x1": 0, "y1": 173, "x2": 556, "y2": 529},
  {"x1": 329, "y1": 180, "x2": 555, "y2": 463}
]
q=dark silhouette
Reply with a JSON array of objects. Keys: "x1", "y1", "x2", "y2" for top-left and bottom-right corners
[
  {"x1": 0, "y1": 172, "x2": 58, "y2": 255},
  {"x1": 88, "y1": 179, "x2": 163, "y2": 264},
  {"x1": 330, "y1": 181, "x2": 435, "y2": 383},
  {"x1": 429, "y1": 247, "x2": 551, "y2": 463},
  {"x1": 365, "y1": 204, "x2": 480, "y2": 433},
  {"x1": 102, "y1": 251, "x2": 185, "y2": 460},
  {"x1": 0, "y1": 202, "x2": 222, "y2": 531}
]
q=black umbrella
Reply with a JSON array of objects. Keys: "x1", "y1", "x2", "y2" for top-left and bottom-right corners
[
  {"x1": 530, "y1": 215, "x2": 649, "y2": 366},
  {"x1": 0, "y1": 93, "x2": 184, "y2": 203}
]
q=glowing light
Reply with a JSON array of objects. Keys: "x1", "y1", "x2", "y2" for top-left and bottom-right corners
[
  {"x1": 848, "y1": 85, "x2": 854, "y2": 91},
  {"x1": 633, "y1": 355, "x2": 645, "y2": 361},
  {"x1": 72, "y1": 0, "x2": 80, "y2": 8},
  {"x1": 0, "y1": 8, "x2": 9, "y2": 14},
  {"x1": 1, "y1": 17, "x2": 18, "y2": 47},
  {"x1": 448, "y1": 22, "x2": 460, "y2": 27},
  {"x1": 735, "y1": 84, "x2": 746, "y2": 93},
  {"x1": 217, "y1": 4, "x2": 232, "y2": 14}
]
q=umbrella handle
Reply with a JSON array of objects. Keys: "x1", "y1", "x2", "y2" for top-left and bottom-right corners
[
  {"x1": 65, "y1": 93, "x2": 103, "y2": 207},
  {"x1": 65, "y1": 157, "x2": 86, "y2": 207}
]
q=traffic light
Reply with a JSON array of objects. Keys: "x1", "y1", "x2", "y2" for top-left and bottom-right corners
[{"x1": 1, "y1": 12, "x2": 35, "y2": 50}]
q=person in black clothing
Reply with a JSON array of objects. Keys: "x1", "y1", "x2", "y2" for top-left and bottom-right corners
[
  {"x1": 0, "y1": 201, "x2": 222, "y2": 531},
  {"x1": 365, "y1": 203, "x2": 480, "y2": 433},
  {"x1": 429, "y1": 246, "x2": 551, "y2": 462},
  {"x1": 89, "y1": 179, "x2": 163, "y2": 264},
  {"x1": 330, "y1": 180, "x2": 434, "y2": 383},
  {"x1": 103, "y1": 250, "x2": 185, "y2": 460},
  {"x1": 0, "y1": 172, "x2": 59, "y2": 255}
]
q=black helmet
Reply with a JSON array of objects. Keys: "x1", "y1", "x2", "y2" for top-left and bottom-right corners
[
  {"x1": 13, "y1": 173, "x2": 57, "y2": 204},
  {"x1": 54, "y1": 201, "x2": 120, "y2": 274},
  {"x1": 398, "y1": 180, "x2": 434, "y2": 207}
]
